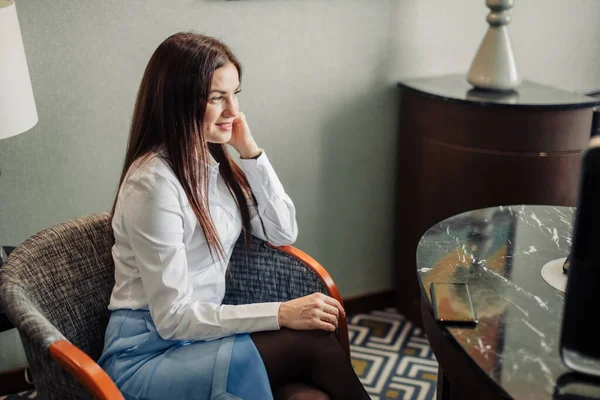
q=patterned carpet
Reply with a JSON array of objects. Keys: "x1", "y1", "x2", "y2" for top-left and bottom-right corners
[
  {"x1": 350, "y1": 308, "x2": 437, "y2": 400},
  {"x1": 1, "y1": 308, "x2": 437, "y2": 400}
]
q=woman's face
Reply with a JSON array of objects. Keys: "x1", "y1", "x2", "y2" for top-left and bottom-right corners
[{"x1": 203, "y1": 62, "x2": 241, "y2": 144}]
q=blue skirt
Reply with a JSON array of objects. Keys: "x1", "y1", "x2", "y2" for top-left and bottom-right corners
[{"x1": 98, "y1": 309, "x2": 273, "y2": 400}]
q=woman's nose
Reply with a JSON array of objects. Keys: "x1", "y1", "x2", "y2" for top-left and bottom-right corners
[{"x1": 222, "y1": 98, "x2": 239, "y2": 118}]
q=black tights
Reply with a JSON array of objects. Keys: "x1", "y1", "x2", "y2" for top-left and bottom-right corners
[{"x1": 250, "y1": 328, "x2": 370, "y2": 400}]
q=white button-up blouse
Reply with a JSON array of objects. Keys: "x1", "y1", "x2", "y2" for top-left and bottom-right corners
[{"x1": 108, "y1": 150, "x2": 298, "y2": 341}]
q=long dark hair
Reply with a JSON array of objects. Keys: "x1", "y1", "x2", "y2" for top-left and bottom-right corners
[{"x1": 112, "y1": 32, "x2": 254, "y2": 261}]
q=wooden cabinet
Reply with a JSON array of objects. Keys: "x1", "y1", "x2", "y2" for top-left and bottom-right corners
[{"x1": 395, "y1": 75, "x2": 600, "y2": 324}]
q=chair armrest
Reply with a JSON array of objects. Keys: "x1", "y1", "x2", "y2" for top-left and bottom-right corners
[
  {"x1": 0, "y1": 281, "x2": 64, "y2": 349},
  {"x1": 1, "y1": 280, "x2": 120, "y2": 399},
  {"x1": 49, "y1": 340, "x2": 123, "y2": 400},
  {"x1": 274, "y1": 245, "x2": 350, "y2": 359}
]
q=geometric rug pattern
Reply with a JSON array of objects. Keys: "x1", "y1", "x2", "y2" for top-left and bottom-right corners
[
  {"x1": 349, "y1": 308, "x2": 438, "y2": 400},
  {"x1": 0, "y1": 308, "x2": 438, "y2": 400}
]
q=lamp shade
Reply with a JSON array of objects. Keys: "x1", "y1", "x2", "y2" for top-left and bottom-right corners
[{"x1": 0, "y1": 0, "x2": 37, "y2": 140}]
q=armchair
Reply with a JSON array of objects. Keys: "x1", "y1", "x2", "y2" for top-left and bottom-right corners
[{"x1": 0, "y1": 213, "x2": 348, "y2": 399}]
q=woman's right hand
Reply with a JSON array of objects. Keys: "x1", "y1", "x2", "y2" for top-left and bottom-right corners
[{"x1": 278, "y1": 293, "x2": 346, "y2": 332}]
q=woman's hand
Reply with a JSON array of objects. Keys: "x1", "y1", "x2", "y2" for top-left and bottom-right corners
[
  {"x1": 278, "y1": 293, "x2": 346, "y2": 332},
  {"x1": 229, "y1": 112, "x2": 261, "y2": 159}
]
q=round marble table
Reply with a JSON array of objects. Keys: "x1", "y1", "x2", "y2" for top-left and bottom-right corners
[{"x1": 417, "y1": 205, "x2": 583, "y2": 399}]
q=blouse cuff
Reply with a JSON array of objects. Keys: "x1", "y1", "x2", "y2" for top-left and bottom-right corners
[{"x1": 239, "y1": 151, "x2": 287, "y2": 201}]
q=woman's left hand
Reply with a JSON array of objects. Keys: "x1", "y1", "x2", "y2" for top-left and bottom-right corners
[{"x1": 229, "y1": 112, "x2": 261, "y2": 159}]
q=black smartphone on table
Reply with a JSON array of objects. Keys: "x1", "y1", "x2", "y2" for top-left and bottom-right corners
[{"x1": 430, "y1": 282, "x2": 478, "y2": 326}]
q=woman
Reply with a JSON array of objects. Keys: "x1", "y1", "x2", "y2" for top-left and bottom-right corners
[{"x1": 98, "y1": 32, "x2": 370, "y2": 400}]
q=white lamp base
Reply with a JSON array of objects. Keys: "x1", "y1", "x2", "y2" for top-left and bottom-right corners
[{"x1": 467, "y1": 0, "x2": 521, "y2": 91}]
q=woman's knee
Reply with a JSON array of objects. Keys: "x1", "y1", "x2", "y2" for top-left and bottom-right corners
[
  {"x1": 283, "y1": 329, "x2": 337, "y2": 348},
  {"x1": 276, "y1": 382, "x2": 331, "y2": 400},
  {"x1": 289, "y1": 329, "x2": 343, "y2": 363},
  {"x1": 287, "y1": 392, "x2": 331, "y2": 400},
  {"x1": 286, "y1": 328, "x2": 337, "y2": 343}
]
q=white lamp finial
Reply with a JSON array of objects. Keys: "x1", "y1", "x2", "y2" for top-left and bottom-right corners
[{"x1": 0, "y1": 0, "x2": 38, "y2": 140}]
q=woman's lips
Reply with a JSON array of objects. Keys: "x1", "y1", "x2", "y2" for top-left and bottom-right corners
[{"x1": 216, "y1": 123, "x2": 232, "y2": 131}]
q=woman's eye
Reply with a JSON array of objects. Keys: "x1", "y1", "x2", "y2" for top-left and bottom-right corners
[
  {"x1": 211, "y1": 96, "x2": 223, "y2": 102},
  {"x1": 234, "y1": 90, "x2": 242, "y2": 95}
]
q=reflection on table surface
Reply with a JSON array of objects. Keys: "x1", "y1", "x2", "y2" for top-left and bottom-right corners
[
  {"x1": 554, "y1": 372, "x2": 600, "y2": 399},
  {"x1": 417, "y1": 205, "x2": 576, "y2": 399}
]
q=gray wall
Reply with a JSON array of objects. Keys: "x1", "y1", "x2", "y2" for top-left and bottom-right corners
[{"x1": 1, "y1": 0, "x2": 600, "y2": 298}]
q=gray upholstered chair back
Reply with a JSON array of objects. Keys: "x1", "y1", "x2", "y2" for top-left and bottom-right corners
[
  {"x1": 0, "y1": 213, "x2": 115, "y2": 399},
  {"x1": 225, "y1": 239, "x2": 329, "y2": 305}
]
